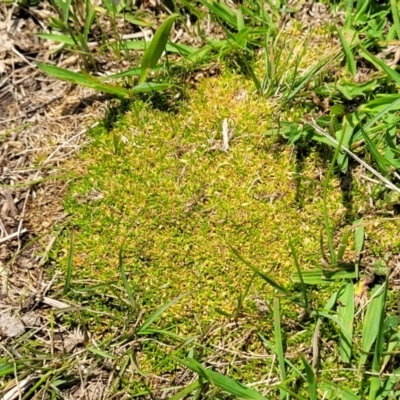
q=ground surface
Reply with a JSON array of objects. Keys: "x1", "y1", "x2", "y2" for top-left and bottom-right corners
[{"x1": 2, "y1": 0, "x2": 400, "y2": 399}]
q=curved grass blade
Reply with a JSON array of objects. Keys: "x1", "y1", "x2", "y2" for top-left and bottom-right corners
[
  {"x1": 337, "y1": 281, "x2": 354, "y2": 363},
  {"x1": 179, "y1": 358, "x2": 268, "y2": 400},
  {"x1": 359, "y1": 282, "x2": 387, "y2": 372},
  {"x1": 288, "y1": 239, "x2": 309, "y2": 312},
  {"x1": 63, "y1": 229, "x2": 74, "y2": 295},
  {"x1": 300, "y1": 355, "x2": 317, "y2": 400},
  {"x1": 137, "y1": 292, "x2": 188, "y2": 334},
  {"x1": 37, "y1": 63, "x2": 132, "y2": 97},
  {"x1": 139, "y1": 14, "x2": 179, "y2": 84},
  {"x1": 274, "y1": 298, "x2": 288, "y2": 400}
]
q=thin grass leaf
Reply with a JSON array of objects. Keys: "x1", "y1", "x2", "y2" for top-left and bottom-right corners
[
  {"x1": 319, "y1": 381, "x2": 359, "y2": 400},
  {"x1": 354, "y1": 218, "x2": 364, "y2": 280},
  {"x1": 179, "y1": 358, "x2": 268, "y2": 400},
  {"x1": 291, "y1": 265, "x2": 356, "y2": 285},
  {"x1": 323, "y1": 127, "x2": 346, "y2": 265},
  {"x1": 37, "y1": 63, "x2": 132, "y2": 97},
  {"x1": 360, "y1": 47, "x2": 400, "y2": 86},
  {"x1": 288, "y1": 239, "x2": 309, "y2": 312},
  {"x1": 338, "y1": 28, "x2": 356, "y2": 76},
  {"x1": 274, "y1": 298, "x2": 288, "y2": 400},
  {"x1": 359, "y1": 123, "x2": 389, "y2": 174},
  {"x1": 259, "y1": 333, "x2": 306, "y2": 380},
  {"x1": 359, "y1": 283, "x2": 387, "y2": 371},
  {"x1": 390, "y1": 0, "x2": 400, "y2": 40},
  {"x1": 237, "y1": 6, "x2": 245, "y2": 31},
  {"x1": 137, "y1": 292, "x2": 188, "y2": 334},
  {"x1": 63, "y1": 229, "x2": 74, "y2": 295},
  {"x1": 170, "y1": 380, "x2": 200, "y2": 400},
  {"x1": 300, "y1": 355, "x2": 317, "y2": 400},
  {"x1": 312, "y1": 289, "x2": 340, "y2": 368},
  {"x1": 86, "y1": 346, "x2": 117, "y2": 359},
  {"x1": 118, "y1": 244, "x2": 136, "y2": 309},
  {"x1": 230, "y1": 246, "x2": 291, "y2": 297},
  {"x1": 36, "y1": 33, "x2": 76, "y2": 45},
  {"x1": 369, "y1": 280, "x2": 388, "y2": 400},
  {"x1": 337, "y1": 226, "x2": 351, "y2": 261},
  {"x1": 139, "y1": 14, "x2": 178, "y2": 84},
  {"x1": 337, "y1": 281, "x2": 354, "y2": 362}
]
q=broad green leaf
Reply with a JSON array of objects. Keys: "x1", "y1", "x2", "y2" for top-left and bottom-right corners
[{"x1": 139, "y1": 14, "x2": 178, "y2": 84}]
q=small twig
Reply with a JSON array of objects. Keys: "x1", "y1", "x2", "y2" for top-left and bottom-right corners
[
  {"x1": 0, "y1": 229, "x2": 28, "y2": 244},
  {"x1": 222, "y1": 118, "x2": 230, "y2": 151},
  {"x1": 309, "y1": 120, "x2": 400, "y2": 194}
]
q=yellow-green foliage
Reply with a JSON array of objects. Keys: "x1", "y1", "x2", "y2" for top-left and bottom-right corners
[{"x1": 62, "y1": 72, "x2": 399, "y2": 332}]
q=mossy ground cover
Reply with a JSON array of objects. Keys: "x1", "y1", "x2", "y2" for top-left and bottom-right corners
[{"x1": 54, "y1": 66, "x2": 400, "y2": 394}]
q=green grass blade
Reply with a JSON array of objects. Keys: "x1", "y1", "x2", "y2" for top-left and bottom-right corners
[
  {"x1": 338, "y1": 28, "x2": 356, "y2": 76},
  {"x1": 323, "y1": 127, "x2": 346, "y2": 265},
  {"x1": 300, "y1": 355, "x2": 317, "y2": 400},
  {"x1": 359, "y1": 123, "x2": 389, "y2": 174},
  {"x1": 337, "y1": 226, "x2": 351, "y2": 261},
  {"x1": 170, "y1": 380, "x2": 200, "y2": 400},
  {"x1": 288, "y1": 239, "x2": 309, "y2": 312},
  {"x1": 274, "y1": 297, "x2": 288, "y2": 400},
  {"x1": 137, "y1": 292, "x2": 188, "y2": 334},
  {"x1": 118, "y1": 244, "x2": 136, "y2": 309},
  {"x1": 139, "y1": 14, "x2": 178, "y2": 84},
  {"x1": 230, "y1": 246, "x2": 291, "y2": 297},
  {"x1": 63, "y1": 229, "x2": 74, "y2": 295},
  {"x1": 359, "y1": 47, "x2": 400, "y2": 86},
  {"x1": 36, "y1": 33, "x2": 75, "y2": 45},
  {"x1": 178, "y1": 358, "x2": 268, "y2": 400},
  {"x1": 390, "y1": 0, "x2": 400, "y2": 40},
  {"x1": 359, "y1": 283, "x2": 388, "y2": 371},
  {"x1": 37, "y1": 63, "x2": 132, "y2": 97},
  {"x1": 369, "y1": 280, "x2": 388, "y2": 400},
  {"x1": 353, "y1": 218, "x2": 364, "y2": 280},
  {"x1": 337, "y1": 281, "x2": 354, "y2": 363}
]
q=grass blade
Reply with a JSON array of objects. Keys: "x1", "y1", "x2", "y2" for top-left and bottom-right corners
[
  {"x1": 139, "y1": 14, "x2": 178, "y2": 84},
  {"x1": 300, "y1": 355, "x2": 317, "y2": 400},
  {"x1": 37, "y1": 63, "x2": 132, "y2": 97},
  {"x1": 274, "y1": 297, "x2": 288, "y2": 400},
  {"x1": 137, "y1": 293, "x2": 188, "y2": 334},
  {"x1": 118, "y1": 244, "x2": 136, "y2": 309},
  {"x1": 359, "y1": 283, "x2": 387, "y2": 371},
  {"x1": 337, "y1": 281, "x2": 354, "y2": 363},
  {"x1": 179, "y1": 358, "x2": 268, "y2": 400},
  {"x1": 390, "y1": 0, "x2": 400, "y2": 40},
  {"x1": 63, "y1": 229, "x2": 74, "y2": 295},
  {"x1": 230, "y1": 246, "x2": 291, "y2": 297},
  {"x1": 338, "y1": 28, "x2": 356, "y2": 76},
  {"x1": 369, "y1": 280, "x2": 388, "y2": 400},
  {"x1": 353, "y1": 218, "x2": 364, "y2": 280},
  {"x1": 288, "y1": 239, "x2": 309, "y2": 312}
]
